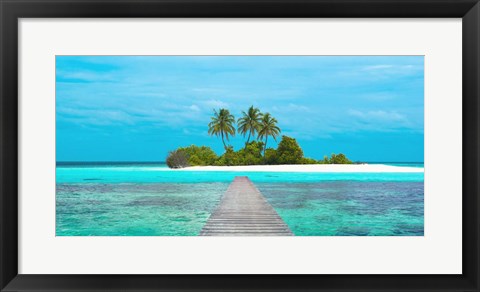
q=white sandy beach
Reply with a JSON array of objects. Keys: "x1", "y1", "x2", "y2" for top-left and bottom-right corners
[{"x1": 179, "y1": 164, "x2": 424, "y2": 173}]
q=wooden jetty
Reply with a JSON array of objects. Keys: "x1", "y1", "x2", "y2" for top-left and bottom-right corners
[{"x1": 200, "y1": 176, "x2": 293, "y2": 236}]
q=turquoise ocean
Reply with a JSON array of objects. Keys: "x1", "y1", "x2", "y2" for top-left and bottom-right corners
[{"x1": 56, "y1": 162, "x2": 424, "y2": 236}]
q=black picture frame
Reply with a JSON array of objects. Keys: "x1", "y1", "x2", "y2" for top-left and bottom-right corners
[{"x1": 1, "y1": 0, "x2": 479, "y2": 291}]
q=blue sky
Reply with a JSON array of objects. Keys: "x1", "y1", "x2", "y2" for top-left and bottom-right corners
[{"x1": 56, "y1": 56, "x2": 424, "y2": 162}]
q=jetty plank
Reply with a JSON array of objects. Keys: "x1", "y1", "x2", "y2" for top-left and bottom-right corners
[{"x1": 200, "y1": 176, "x2": 293, "y2": 236}]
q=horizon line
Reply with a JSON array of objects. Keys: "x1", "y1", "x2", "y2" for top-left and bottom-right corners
[{"x1": 56, "y1": 160, "x2": 425, "y2": 164}]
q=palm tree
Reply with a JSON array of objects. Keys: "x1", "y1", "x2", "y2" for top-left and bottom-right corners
[
  {"x1": 258, "y1": 113, "x2": 281, "y2": 156},
  {"x1": 208, "y1": 108, "x2": 236, "y2": 150},
  {"x1": 237, "y1": 106, "x2": 262, "y2": 149}
]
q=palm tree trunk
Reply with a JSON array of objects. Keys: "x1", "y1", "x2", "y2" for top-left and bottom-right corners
[
  {"x1": 221, "y1": 132, "x2": 227, "y2": 150},
  {"x1": 264, "y1": 136, "x2": 268, "y2": 157},
  {"x1": 244, "y1": 131, "x2": 252, "y2": 150}
]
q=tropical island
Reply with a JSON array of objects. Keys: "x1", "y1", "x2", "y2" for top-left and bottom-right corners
[{"x1": 166, "y1": 106, "x2": 353, "y2": 168}]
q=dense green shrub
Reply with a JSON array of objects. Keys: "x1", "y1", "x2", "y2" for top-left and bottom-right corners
[
  {"x1": 166, "y1": 150, "x2": 189, "y2": 168},
  {"x1": 240, "y1": 141, "x2": 264, "y2": 165},
  {"x1": 177, "y1": 145, "x2": 218, "y2": 166},
  {"x1": 188, "y1": 154, "x2": 203, "y2": 166},
  {"x1": 264, "y1": 148, "x2": 278, "y2": 164},
  {"x1": 300, "y1": 157, "x2": 318, "y2": 164},
  {"x1": 166, "y1": 140, "x2": 352, "y2": 167},
  {"x1": 215, "y1": 146, "x2": 242, "y2": 166},
  {"x1": 213, "y1": 141, "x2": 264, "y2": 166},
  {"x1": 330, "y1": 153, "x2": 352, "y2": 164},
  {"x1": 276, "y1": 136, "x2": 304, "y2": 164},
  {"x1": 245, "y1": 141, "x2": 264, "y2": 157},
  {"x1": 320, "y1": 155, "x2": 330, "y2": 164},
  {"x1": 320, "y1": 153, "x2": 353, "y2": 164}
]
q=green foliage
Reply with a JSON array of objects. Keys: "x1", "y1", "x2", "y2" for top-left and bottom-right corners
[
  {"x1": 166, "y1": 144, "x2": 352, "y2": 167},
  {"x1": 276, "y1": 135, "x2": 304, "y2": 164},
  {"x1": 300, "y1": 157, "x2": 318, "y2": 164},
  {"x1": 208, "y1": 108, "x2": 236, "y2": 150},
  {"x1": 321, "y1": 155, "x2": 330, "y2": 164},
  {"x1": 214, "y1": 141, "x2": 265, "y2": 166},
  {"x1": 215, "y1": 146, "x2": 242, "y2": 166},
  {"x1": 245, "y1": 141, "x2": 264, "y2": 157},
  {"x1": 264, "y1": 148, "x2": 278, "y2": 165},
  {"x1": 321, "y1": 153, "x2": 353, "y2": 164},
  {"x1": 240, "y1": 141, "x2": 264, "y2": 165},
  {"x1": 166, "y1": 150, "x2": 189, "y2": 168},
  {"x1": 188, "y1": 155, "x2": 203, "y2": 166},
  {"x1": 177, "y1": 145, "x2": 218, "y2": 166},
  {"x1": 330, "y1": 153, "x2": 352, "y2": 164}
]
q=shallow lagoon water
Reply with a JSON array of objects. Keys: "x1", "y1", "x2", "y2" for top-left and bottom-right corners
[
  {"x1": 56, "y1": 163, "x2": 424, "y2": 236},
  {"x1": 56, "y1": 182, "x2": 227, "y2": 236},
  {"x1": 258, "y1": 181, "x2": 423, "y2": 236}
]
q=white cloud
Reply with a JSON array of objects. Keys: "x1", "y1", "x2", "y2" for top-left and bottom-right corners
[
  {"x1": 345, "y1": 109, "x2": 422, "y2": 132},
  {"x1": 360, "y1": 92, "x2": 396, "y2": 101},
  {"x1": 361, "y1": 64, "x2": 422, "y2": 73},
  {"x1": 57, "y1": 107, "x2": 135, "y2": 126},
  {"x1": 57, "y1": 70, "x2": 114, "y2": 82},
  {"x1": 202, "y1": 99, "x2": 229, "y2": 109},
  {"x1": 188, "y1": 104, "x2": 200, "y2": 112},
  {"x1": 270, "y1": 103, "x2": 311, "y2": 114},
  {"x1": 192, "y1": 87, "x2": 225, "y2": 93},
  {"x1": 362, "y1": 65, "x2": 394, "y2": 71},
  {"x1": 348, "y1": 109, "x2": 407, "y2": 122}
]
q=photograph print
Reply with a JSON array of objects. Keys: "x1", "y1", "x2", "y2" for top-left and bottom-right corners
[{"x1": 56, "y1": 56, "x2": 424, "y2": 236}]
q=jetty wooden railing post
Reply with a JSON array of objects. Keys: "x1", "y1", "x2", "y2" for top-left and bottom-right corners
[{"x1": 200, "y1": 176, "x2": 293, "y2": 236}]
